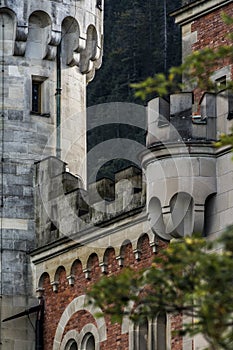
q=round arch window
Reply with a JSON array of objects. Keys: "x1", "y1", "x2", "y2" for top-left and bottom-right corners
[
  {"x1": 65, "y1": 340, "x2": 78, "y2": 350},
  {"x1": 81, "y1": 333, "x2": 95, "y2": 350}
]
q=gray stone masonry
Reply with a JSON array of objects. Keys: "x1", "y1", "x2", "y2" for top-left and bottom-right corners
[
  {"x1": 144, "y1": 92, "x2": 232, "y2": 240},
  {"x1": 0, "y1": 0, "x2": 104, "y2": 348},
  {"x1": 35, "y1": 91, "x2": 233, "y2": 247},
  {"x1": 35, "y1": 157, "x2": 145, "y2": 247}
]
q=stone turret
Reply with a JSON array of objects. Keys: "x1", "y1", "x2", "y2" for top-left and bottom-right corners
[
  {"x1": 143, "y1": 91, "x2": 232, "y2": 240},
  {"x1": 0, "y1": 1, "x2": 103, "y2": 348}
]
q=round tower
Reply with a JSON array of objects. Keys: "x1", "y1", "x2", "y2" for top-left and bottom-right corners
[
  {"x1": 143, "y1": 93, "x2": 219, "y2": 241},
  {"x1": 0, "y1": 0, "x2": 103, "y2": 348}
]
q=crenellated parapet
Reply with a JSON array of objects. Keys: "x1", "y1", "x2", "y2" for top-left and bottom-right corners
[
  {"x1": 146, "y1": 91, "x2": 233, "y2": 146},
  {"x1": 0, "y1": 0, "x2": 103, "y2": 79},
  {"x1": 143, "y1": 91, "x2": 233, "y2": 240},
  {"x1": 35, "y1": 156, "x2": 145, "y2": 247},
  {"x1": 35, "y1": 91, "x2": 233, "y2": 246}
]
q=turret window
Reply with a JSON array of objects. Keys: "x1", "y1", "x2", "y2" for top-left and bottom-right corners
[
  {"x1": 32, "y1": 80, "x2": 42, "y2": 113},
  {"x1": 31, "y1": 75, "x2": 50, "y2": 117}
]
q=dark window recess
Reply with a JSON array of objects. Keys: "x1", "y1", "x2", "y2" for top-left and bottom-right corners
[
  {"x1": 215, "y1": 75, "x2": 227, "y2": 90},
  {"x1": 96, "y1": 0, "x2": 102, "y2": 10},
  {"x1": 32, "y1": 81, "x2": 42, "y2": 113}
]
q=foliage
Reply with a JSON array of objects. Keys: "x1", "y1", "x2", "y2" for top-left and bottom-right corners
[
  {"x1": 87, "y1": 9, "x2": 233, "y2": 350},
  {"x1": 132, "y1": 45, "x2": 233, "y2": 100},
  {"x1": 88, "y1": 231, "x2": 233, "y2": 350},
  {"x1": 215, "y1": 130, "x2": 233, "y2": 158}
]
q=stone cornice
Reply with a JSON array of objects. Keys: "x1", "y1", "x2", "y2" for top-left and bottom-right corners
[
  {"x1": 171, "y1": 0, "x2": 233, "y2": 25},
  {"x1": 30, "y1": 210, "x2": 147, "y2": 264}
]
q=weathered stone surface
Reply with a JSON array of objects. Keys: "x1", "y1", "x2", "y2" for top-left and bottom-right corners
[
  {"x1": 0, "y1": 0, "x2": 104, "y2": 348},
  {"x1": 8, "y1": 110, "x2": 23, "y2": 121}
]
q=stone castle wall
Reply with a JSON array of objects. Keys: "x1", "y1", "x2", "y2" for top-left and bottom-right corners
[
  {"x1": 0, "y1": 1, "x2": 104, "y2": 349},
  {"x1": 32, "y1": 89, "x2": 233, "y2": 349}
]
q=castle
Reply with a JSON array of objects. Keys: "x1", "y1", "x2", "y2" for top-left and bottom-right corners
[{"x1": 0, "y1": 0, "x2": 232, "y2": 349}]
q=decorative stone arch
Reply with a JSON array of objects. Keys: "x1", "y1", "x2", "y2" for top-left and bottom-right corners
[
  {"x1": 52, "y1": 265, "x2": 67, "y2": 292},
  {"x1": 103, "y1": 246, "x2": 115, "y2": 262},
  {"x1": 0, "y1": 8, "x2": 17, "y2": 56},
  {"x1": 38, "y1": 271, "x2": 51, "y2": 289},
  {"x1": 118, "y1": 239, "x2": 133, "y2": 267},
  {"x1": 61, "y1": 16, "x2": 80, "y2": 66},
  {"x1": 135, "y1": 233, "x2": 151, "y2": 260},
  {"x1": 60, "y1": 330, "x2": 79, "y2": 350},
  {"x1": 79, "y1": 324, "x2": 100, "y2": 350},
  {"x1": 80, "y1": 24, "x2": 98, "y2": 74},
  {"x1": 170, "y1": 191, "x2": 194, "y2": 238},
  {"x1": 65, "y1": 341, "x2": 78, "y2": 350},
  {"x1": 68, "y1": 258, "x2": 83, "y2": 285},
  {"x1": 86, "y1": 252, "x2": 99, "y2": 269},
  {"x1": 52, "y1": 295, "x2": 107, "y2": 350},
  {"x1": 84, "y1": 252, "x2": 100, "y2": 280},
  {"x1": 54, "y1": 265, "x2": 66, "y2": 281},
  {"x1": 148, "y1": 197, "x2": 168, "y2": 240},
  {"x1": 101, "y1": 246, "x2": 116, "y2": 274},
  {"x1": 26, "y1": 10, "x2": 52, "y2": 59}
]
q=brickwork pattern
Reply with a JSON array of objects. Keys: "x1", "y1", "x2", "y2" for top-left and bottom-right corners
[
  {"x1": 40, "y1": 236, "x2": 182, "y2": 350},
  {"x1": 191, "y1": 2, "x2": 233, "y2": 103}
]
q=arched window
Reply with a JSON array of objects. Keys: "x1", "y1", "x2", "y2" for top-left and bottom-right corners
[
  {"x1": 65, "y1": 339, "x2": 78, "y2": 350},
  {"x1": 133, "y1": 318, "x2": 149, "y2": 350},
  {"x1": 81, "y1": 333, "x2": 95, "y2": 350},
  {"x1": 157, "y1": 312, "x2": 167, "y2": 350},
  {"x1": 70, "y1": 343, "x2": 78, "y2": 350},
  {"x1": 131, "y1": 315, "x2": 168, "y2": 350},
  {"x1": 139, "y1": 318, "x2": 148, "y2": 349}
]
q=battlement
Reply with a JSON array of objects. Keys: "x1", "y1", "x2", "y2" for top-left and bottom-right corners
[
  {"x1": 35, "y1": 157, "x2": 145, "y2": 247},
  {"x1": 147, "y1": 91, "x2": 233, "y2": 146},
  {"x1": 0, "y1": 0, "x2": 103, "y2": 80}
]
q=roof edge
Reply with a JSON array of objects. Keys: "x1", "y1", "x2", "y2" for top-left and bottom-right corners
[{"x1": 171, "y1": 0, "x2": 233, "y2": 25}]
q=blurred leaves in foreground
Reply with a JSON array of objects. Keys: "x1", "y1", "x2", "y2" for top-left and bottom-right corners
[{"x1": 87, "y1": 230, "x2": 233, "y2": 350}]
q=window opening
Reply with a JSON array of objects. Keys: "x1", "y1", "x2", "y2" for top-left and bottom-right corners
[
  {"x1": 81, "y1": 333, "x2": 95, "y2": 350},
  {"x1": 32, "y1": 80, "x2": 42, "y2": 113},
  {"x1": 157, "y1": 312, "x2": 167, "y2": 350},
  {"x1": 139, "y1": 319, "x2": 148, "y2": 350},
  {"x1": 70, "y1": 343, "x2": 78, "y2": 350},
  {"x1": 86, "y1": 335, "x2": 95, "y2": 350},
  {"x1": 215, "y1": 75, "x2": 227, "y2": 90},
  {"x1": 31, "y1": 76, "x2": 49, "y2": 116},
  {"x1": 65, "y1": 340, "x2": 78, "y2": 350}
]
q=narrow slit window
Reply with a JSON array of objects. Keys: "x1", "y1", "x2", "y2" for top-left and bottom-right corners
[{"x1": 32, "y1": 80, "x2": 42, "y2": 114}]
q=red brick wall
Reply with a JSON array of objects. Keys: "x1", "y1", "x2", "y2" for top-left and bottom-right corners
[
  {"x1": 171, "y1": 314, "x2": 183, "y2": 350},
  {"x1": 192, "y1": 3, "x2": 233, "y2": 53},
  {"x1": 41, "y1": 235, "x2": 182, "y2": 350},
  {"x1": 191, "y1": 2, "x2": 233, "y2": 103}
]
